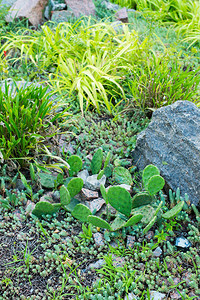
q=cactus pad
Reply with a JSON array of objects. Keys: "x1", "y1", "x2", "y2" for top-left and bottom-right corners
[
  {"x1": 91, "y1": 148, "x2": 103, "y2": 174},
  {"x1": 32, "y1": 201, "x2": 60, "y2": 218},
  {"x1": 71, "y1": 204, "x2": 91, "y2": 222},
  {"x1": 67, "y1": 178, "x2": 83, "y2": 198},
  {"x1": 107, "y1": 186, "x2": 132, "y2": 217},
  {"x1": 67, "y1": 155, "x2": 82, "y2": 177},
  {"x1": 147, "y1": 175, "x2": 165, "y2": 196},
  {"x1": 124, "y1": 214, "x2": 143, "y2": 227},
  {"x1": 112, "y1": 166, "x2": 133, "y2": 185},
  {"x1": 162, "y1": 200, "x2": 184, "y2": 219},
  {"x1": 142, "y1": 164, "x2": 160, "y2": 189},
  {"x1": 60, "y1": 185, "x2": 71, "y2": 206},
  {"x1": 88, "y1": 215, "x2": 112, "y2": 231},
  {"x1": 132, "y1": 192, "x2": 153, "y2": 208}
]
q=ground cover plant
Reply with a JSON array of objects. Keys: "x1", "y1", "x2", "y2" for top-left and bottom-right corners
[{"x1": 0, "y1": 0, "x2": 200, "y2": 299}]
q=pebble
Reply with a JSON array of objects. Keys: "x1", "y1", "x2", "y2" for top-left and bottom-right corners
[
  {"x1": 81, "y1": 188, "x2": 99, "y2": 200},
  {"x1": 77, "y1": 169, "x2": 89, "y2": 184},
  {"x1": 175, "y1": 237, "x2": 191, "y2": 248},
  {"x1": 126, "y1": 235, "x2": 136, "y2": 248},
  {"x1": 25, "y1": 200, "x2": 35, "y2": 216},
  {"x1": 150, "y1": 291, "x2": 166, "y2": 300},
  {"x1": 85, "y1": 174, "x2": 106, "y2": 191},
  {"x1": 93, "y1": 232, "x2": 104, "y2": 246},
  {"x1": 153, "y1": 246, "x2": 162, "y2": 257},
  {"x1": 88, "y1": 259, "x2": 105, "y2": 270},
  {"x1": 88, "y1": 198, "x2": 105, "y2": 213},
  {"x1": 124, "y1": 293, "x2": 138, "y2": 300},
  {"x1": 112, "y1": 255, "x2": 126, "y2": 268}
]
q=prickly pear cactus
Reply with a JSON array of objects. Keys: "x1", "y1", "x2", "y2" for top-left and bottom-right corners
[
  {"x1": 32, "y1": 201, "x2": 61, "y2": 218},
  {"x1": 88, "y1": 215, "x2": 112, "y2": 231},
  {"x1": 162, "y1": 200, "x2": 184, "y2": 219},
  {"x1": 71, "y1": 204, "x2": 91, "y2": 222},
  {"x1": 67, "y1": 155, "x2": 82, "y2": 177},
  {"x1": 142, "y1": 164, "x2": 160, "y2": 189},
  {"x1": 60, "y1": 185, "x2": 71, "y2": 206},
  {"x1": 146, "y1": 175, "x2": 165, "y2": 196},
  {"x1": 112, "y1": 166, "x2": 133, "y2": 185},
  {"x1": 91, "y1": 148, "x2": 103, "y2": 175},
  {"x1": 111, "y1": 216, "x2": 126, "y2": 231},
  {"x1": 132, "y1": 192, "x2": 153, "y2": 208},
  {"x1": 124, "y1": 214, "x2": 143, "y2": 227},
  {"x1": 143, "y1": 215, "x2": 157, "y2": 234},
  {"x1": 107, "y1": 186, "x2": 132, "y2": 217},
  {"x1": 132, "y1": 205, "x2": 155, "y2": 224},
  {"x1": 67, "y1": 178, "x2": 83, "y2": 198},
  {"x1": 100, "y1": 184, "x2": 108, "y2": 203}
]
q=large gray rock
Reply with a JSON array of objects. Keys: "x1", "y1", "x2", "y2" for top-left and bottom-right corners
[{"x1": 132, "y1": 101, "x2": 200, "y2": 206}]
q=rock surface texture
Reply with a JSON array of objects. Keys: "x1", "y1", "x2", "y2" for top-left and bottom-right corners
[
  {"x1": 6, "y1": 0, "x2": 48, "y2": 26},
  {"x1": 64, "y1": 0, "x2": 95, "y2": 18},
  {"x1": 132, "y1": 101, "x2": 200, "y2": 206}
]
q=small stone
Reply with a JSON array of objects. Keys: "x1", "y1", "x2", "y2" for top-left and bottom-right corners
[
  {"x1": 126, "y1": 235, "x2": 136, "y2": 248},
  {"x1": 112, "y1": 255, "x2": 125, "y2": 268},
  {"x1": 81, "y1": 188, "x2": 99, "y2": 200},
  {"x1": 77, "y1": 169, "x2": 89, "y2": 184},
  {"x1": 88, "y1": 198, "x2": 105, "y2": 214},
  {"x1": 93, "y1": 232, "x2": 104, "y2": 246},
  {"x1": 169, "y1": 291, "x2": 182, "y2": 299},
  {"x1": 153, "y1": 247, "x2": 162, "y2": 257},
  {"x1": 106, "y1": 184, "x2": 131, "y2": 193},
  {"x1": 64, "y1": 0, "x2": 95, "y2": 18},
  {"x1": 175, "y1": 237, "x2": 191, "y2": 248},
  {"x1": 115, "y1": 7, "x2": 129, "y2": 23},
  {"x1": 0, "y1": 151, "x2": 4, "y2": 164},
  {"x1": 51, "y1": 10, "x2": 75, "y2": 23},
  {"x1": 145, "y1": 231, "x2": 154, "y2": 240},
  {"x1": 52, "y1": 190, "x2": 60, "y2": 202},
  {"x1": 150, "y1": 291, "x2": 166, "y2": 300},
  {"x1": 25, "y1": 200, "x2": 36, "y2": 216},
  {"x1": 40, "y1": 192, "x2": 54, "y2": 203},
  {"x1": 88, "y1": 259, "x2": 105, "y2": 270},
  {"x1": 102, "y1": 0, "x2": 119, "y2": 10},
  {"x1": 124, "y1": 293, "x2": 138, "y2": 300},
  {"x1": 85, "y1": 174, "x2": 106, "y2": 191},
  {"x1": 109, "y1": 241, "x2": 118, "y2": 248},
  {"x1": 50, "y1": 0, "x2": 67, "y2": 11}
]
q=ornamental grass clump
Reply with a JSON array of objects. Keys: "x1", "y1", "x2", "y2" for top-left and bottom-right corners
[
  {"x1": 0, "y1": 81, "x2": 67, "y2": 162},
  {"x1": 1, "y1": 20, "x2": 149, "y2": 114}
]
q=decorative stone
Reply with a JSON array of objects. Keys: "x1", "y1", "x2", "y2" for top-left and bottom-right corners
[
  {"x1": 50, "y1": 0, "x2": 66, "y2": 11},
  {"x1": 51, "y1": 10, "x2": 75, "y2": 23},
  {"x1": 102, "y1": 0, "x2": 119, "y2": 11},
  {"x1": 6, "y1": 0, "x2": 48, "y2": 26},
  {"x1": 126, "y1": 235, "x2": 136, "y2": 248},
  {"x1": 106, "y1": 184, "x2": 131, "y2": 193},
  {"x1": 93, "y1": 232, "x2": 104, "y2": 246},
  {"x1": 132, "y1": 101, "x2": 200, "y2": 206},
  {"x1": 88, "y1": 198, "x2": 105, "y2": 214},
  {"x1": 145, "y1": 230, "x2": 154, "y2": 241},
  {"x1": 81, "y1": 188, "x2": 99, "y2": 200},
  {"x1": 175, "y1": 237, "x2": 191, "y2": 248},
  {"x1": 169, "y1": 291, "x2": 182, "y2": 299},
  {"x1": 64, "y1": 0, "x2": 95, "y2": 18},
  {"x1": 88, "y1": 259, "x2": 105, "y2": 270},
  {"x1": 124, "y1": 293, "x2": 138, "y2": 300},
  {"x1": 115, "y1": 7, "x2": 129, "y2": 23},
  {"x1": 77, "y1": 169, "x2": 89, "y2": 184},
  {"x1": 112, "y1": 255, "x2": 125, "y2": 268},
  {"x1": 153, "y1": 246, "x2": 162, "y2": 257},
  {"x1": 150, "y1": 291, "x2": 166, "y2": 300},
  {"x1": 85, "y1": 174, "x2": 106, "y2": 191},
  {"x1": 25, "y1": 200, "x2": 36, "y2": 216}
]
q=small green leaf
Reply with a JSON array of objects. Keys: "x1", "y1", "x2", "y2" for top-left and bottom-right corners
[
  {"x1": 67, "y1": 155, "x2": 82, "y2": 176},
  {"x1": 97, "y1": 169, "x2": 104, "y2": 180}
]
